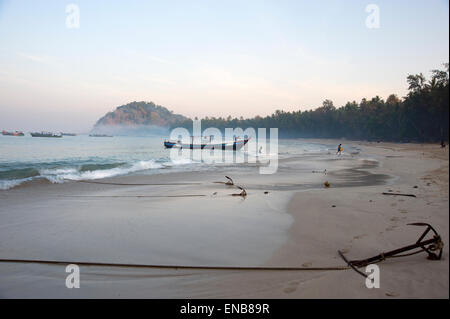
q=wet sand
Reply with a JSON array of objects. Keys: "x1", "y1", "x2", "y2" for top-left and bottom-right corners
[
  {"x1": 0, "y1": 141, "x2": 448, "y2": 298},
  {"x1": 266, "y1": 141, "x2": 449, "y2": 298}
]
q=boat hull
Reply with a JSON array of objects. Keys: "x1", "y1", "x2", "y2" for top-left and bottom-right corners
[
  {"x1": 2, "y1": 131, "x2": 24, "y2": 136},
  {"x1": 164, "y1": 139, "x2": 249, "y2": 151},
  {"x1": 30, "y1": 133, "x2": 62, "y2": 138}
]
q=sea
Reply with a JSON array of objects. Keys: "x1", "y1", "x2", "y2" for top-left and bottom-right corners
[{"x1": 0, "y1": 134, "x2": 342, "y2": 190}]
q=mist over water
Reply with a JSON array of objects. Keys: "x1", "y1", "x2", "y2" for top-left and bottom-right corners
[
  {"x1": 91, "y1": 124, "x2": 171, "y2": 136},
  {"x1": 0, "y1": 134, "x2": 338, "y2": 190}
]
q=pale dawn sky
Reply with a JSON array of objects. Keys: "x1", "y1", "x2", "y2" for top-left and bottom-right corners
[{"x1": 0, "y1": 0, "x2": 448, "y2": 132}]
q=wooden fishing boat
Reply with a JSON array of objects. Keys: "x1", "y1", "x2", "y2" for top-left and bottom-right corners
[
  {"x1": 2, "y1": 130, "x2": 24, "y2": 136},
  {"x1": 164, "y1": 137, "x2": 249, "y2": 150},
  {"x1": 30, "y1": 131, "x2": 62, "y2": 138}
]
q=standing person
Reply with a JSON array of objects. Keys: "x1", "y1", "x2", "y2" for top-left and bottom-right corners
[{"x1": 336, "y1": 144, "x2": 343, "y2": 155}]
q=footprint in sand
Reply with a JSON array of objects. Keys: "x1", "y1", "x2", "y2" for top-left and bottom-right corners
[
  {"x1": 302, "y1": 262, "x2": 313, "y2": 268},
  {"x1": 398, "y1": 199, "x2": 405, "y2": 202},
  {"x1": 353, "y1": 234, "x2": 367, "y2": 240},
  {"x1": 283, "y1": 281, "x2": 299, "y2": 294},
  {"x1": 386, "y1": 225, "x2": 398, "y2": 231},
  {"x1": 390, "y1": 217, "x2": 400, "y2": 222},
  {"x1": 399, "y1": 209, "x2": 408, "y2": 214},
  {"x1": 391, "y1": 203, "x2": 397, "y2": 207},
  {"x1": 385, "y1": 292, "x2": 399, "y2": 297}
]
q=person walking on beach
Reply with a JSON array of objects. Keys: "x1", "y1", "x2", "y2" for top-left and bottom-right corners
[{"x1": 336, "y1": 144, "x2": 343, "y2": 155}]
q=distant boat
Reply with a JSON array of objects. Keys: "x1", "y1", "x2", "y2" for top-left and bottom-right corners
[
  {"x1": 89, "y1": 134, "x2": 113, "y2": 137},
  {"x1": 164, "y1": 137, "x2": 249, "y2": 150},
  {"x1": 30, "y1": 131, "x2": 63, "y2": 138},
  {"x1": 2, "y1": 130, "x2": 24, "y2": 136},
  {"x1": 61, "y1": 132, "x2": 77, "y2": 136}
]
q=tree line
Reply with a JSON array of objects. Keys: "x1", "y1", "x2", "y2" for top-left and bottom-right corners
[{"x1": 172, "y1": 64, "x2": 449, "y2": 142}]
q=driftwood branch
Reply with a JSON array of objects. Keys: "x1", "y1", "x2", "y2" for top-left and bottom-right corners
[{"x1": 382, "y1": 192, "x2": 417, "y2": 198}]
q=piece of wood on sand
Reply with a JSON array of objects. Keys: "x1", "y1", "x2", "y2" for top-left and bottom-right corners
[{"x1": 382, "y1": 192, "x2": 417, "y2": 198}]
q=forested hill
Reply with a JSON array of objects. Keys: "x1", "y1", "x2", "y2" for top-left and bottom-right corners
[
  {"x1": 172, "y1": 64, "x2": 449, "y2": 142},
  {"x1": 94, "y1": 101, "x2": 187, "y2": 128}
]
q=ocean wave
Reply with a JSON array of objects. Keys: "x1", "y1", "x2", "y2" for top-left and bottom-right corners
[
  {"x1": 0, "y1": 167, "x2": 40, "y2": 180},
  {"x1": 0, "y1": 177, "x2": 34, "y2": 190},
  {"x1": 40, "y1": 160, "x2": 164, "y2": 183},
  {"x1": 162, "y1": 157, "x2": 195, "y2": 167},
  {"x1": 79, "y1": 163, "x2": 126, "y2": 172},
  {"x1": 0, "y1": 159, "x2": 168, "y2": 190}
]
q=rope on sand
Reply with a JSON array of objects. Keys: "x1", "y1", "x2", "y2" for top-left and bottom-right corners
[
  {"x1": 0, "y1": 258, "x2": 350, "y2": 272},
  {"x1": 65, "y1": 176, "x2": 235, "y2": 187},
  {"x1": 64, "y1": 179, "x2": 202, "y2": 186},
  {"x1": 62, "y1": 176, "x2": 246, "y2": 197},
  {"x1": 59, "y1": 195, "x2": 206, "y2": 198}
]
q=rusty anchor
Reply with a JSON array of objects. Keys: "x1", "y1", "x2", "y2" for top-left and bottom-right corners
[{"x1": 339, "y1": 223, "x2": 444, "y2": 277}]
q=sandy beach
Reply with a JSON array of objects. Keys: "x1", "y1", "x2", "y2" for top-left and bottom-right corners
[{"x1": 0, "y1": 140, "x2": 448, "y2": 298}]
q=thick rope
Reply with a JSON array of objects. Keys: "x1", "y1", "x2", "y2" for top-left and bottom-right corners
[
  {"x1": 0, "y1": 258, "x2": 349, "y2": 272},
  {"x1": 59, "y1": 195, "x2": 206, "y2": 198},
  {"x1": 64, "y1": 179, "x2": 202, "y2": 186}
]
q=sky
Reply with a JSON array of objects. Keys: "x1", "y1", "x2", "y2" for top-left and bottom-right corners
[{"x1": 0, "y1": 0, "x2": 448, "y2": 132}]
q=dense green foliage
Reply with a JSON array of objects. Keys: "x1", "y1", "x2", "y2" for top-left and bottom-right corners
[
  {"x1": 172, "y1": 64, "x2": 449, "y2": 142},
  {"x1": 95, "y1": 101, "x2": 187, "y2": 127}
]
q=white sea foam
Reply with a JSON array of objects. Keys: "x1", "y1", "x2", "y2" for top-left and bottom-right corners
[
  {"x1": 0, "y1": 160, "x2": 166, "y2": 190},
  {"x1": 0, "y1": 178, "x2": 33, "y2": 190},
  {"x1": 41, "y1": 160, "x2": 164, "y2": 183},
  {"x1": 164, "y1": 158, "x2": 195, "y2": 166}
]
